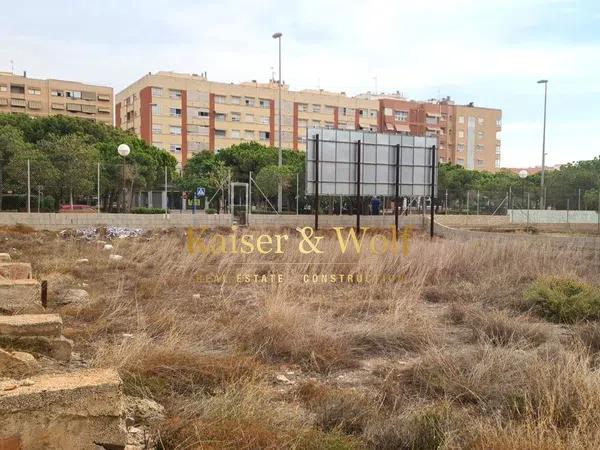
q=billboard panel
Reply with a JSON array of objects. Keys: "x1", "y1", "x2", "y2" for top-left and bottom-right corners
[{"x1": 306, "y1": 128, "x2": 437, "y2": 197}]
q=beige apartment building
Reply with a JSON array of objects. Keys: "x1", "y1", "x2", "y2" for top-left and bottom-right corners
[
  {"x1": 0, "y1": 72, "x2": 113, "y2": 125},
  {"x1": 116, "y1": 71, "x2": 501, "y2": 171}
]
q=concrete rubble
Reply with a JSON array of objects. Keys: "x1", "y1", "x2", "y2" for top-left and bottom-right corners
[
  {"x1": 0, "y1": 256, "x2": 130, "y2": 449},
  {"x1": 58, "y1": 288, "x2": 91, "y2": 306}
]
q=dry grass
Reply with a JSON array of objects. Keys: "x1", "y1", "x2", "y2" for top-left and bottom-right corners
[{"x1": 2, "y1": 225, "x2": 600, "y2": 449}]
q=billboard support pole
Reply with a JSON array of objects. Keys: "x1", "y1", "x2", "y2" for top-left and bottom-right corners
[
  {"x1": 394, "y1": 143, "x2": 400, "y2": 240},
  {"x1": 356, "y1": 140, "x2": 362, "y2": 233},
  {"x1": 430, "y1": 145, "x2": 436, "y2": 239},
  {"x1": 314, "y1": 134, "x2": 320, "y2": 231}
]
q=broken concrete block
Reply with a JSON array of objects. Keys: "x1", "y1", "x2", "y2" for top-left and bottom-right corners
[
  {"x1": 0, "y1": 280, "x2": 43, "y2": 315},
  {"x1": 0, "y1": 253, "x2": 11, "y2": 262},
  {"x1": 0, "y1": 348, "x2": 39, "y2": 378},
  {"x1": 0, "y1": 368, "x2": 127, "y2": 450},
  {"x1": 58, "y1": 289, "x2": 91, "y2": 306},
  {"x1": 109, "y1": 254, "x2": 123, "y2": 261},
  {"x1": 0, "y1": 314, "x2": 63, "y2": 338},
  {"x1": 103, "y1": 244, "x2": 113, "y2": 251},
  {"x1": 76, "y1": 258, "x2": 89, "y2": 264},
  {"x1": 0, "y1": 335, "x2": 73, "y2": 362},
  {"x1": 125, "y1": 395, "x2": 165, "y2": 424},
  {"x1": 0, "y1": 263, "x2": 32, "y2": 280}
]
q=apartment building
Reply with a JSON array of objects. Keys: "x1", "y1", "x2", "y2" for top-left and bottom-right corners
[
  {"x1": 0, "y1": 72, "x2": 113, "y2": 125},
  {"x1": 116, "y1": 71, "x2": 501, "y2": 171}
]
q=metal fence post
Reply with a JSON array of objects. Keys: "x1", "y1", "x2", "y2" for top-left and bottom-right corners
[
  {"x1": 356, "y1": 139, "x2": 361, "y2": 233},
  {"x1": 314, "y1": 134, "x2": 320, "y2": 231},
  {"x1": 27, "y1": 159, "x2": 31, "y2": 214}
]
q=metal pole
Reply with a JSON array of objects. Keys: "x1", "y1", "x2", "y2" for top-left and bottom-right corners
[
  {"x1": 476, "y1": 190, "x2": 480, "y2": 215},
  {"x1": 97, "y1": 162, "x2": 100, "y2": 213},
  {"x1": 527, "y1": 192, "x2": 530, "y2": 230},
  {"x1": 567, "y1": 198, "x2": 570, "y2": 228},
  {"x1": 539, "y1": 80, "x2": 548, "y2": 210},
  {"x1": 164, "y1": 166, "x2": 168, "y2": 216},
  {"x1": 445, "y1": 189, "x2": 448, "y2": 215},
  {"x1": 578, "y1": 188, "x2": 581, "y2": 210},
  {"x1": 394, "y1": 144, "x2": 400, "y2": 238},
  {"x1": 249, "y1": 171, "x2": 253, "y2": 216},
  {"x1": 356, "y1": 140, "x2": 361, "y2": 233},
  {"x1": 121, "y1": 157, "x2": 125, "y2": 213},
  {"x1": 509, "y1": 185, "x2": 512, "y2": 211},
  {"x1": 466, "y1": 190, "x2": 470, "y2": 215},
  {"x1": 430, "y1": 145, "x2": 436, "y2": 239},
  {"x1": 314, "y1": 134, "x2": 320, "y2": 230},
  {"x1": 339, "y1": 195, "x2": 342, "y2": 216},
  {"x1": 276, "y1": 35, "x2": 283, "y2": 213},
  {"x1": 296, "y1": 172, "x2": 299, "y2": 215},
  {"x1": 27, "y1": 159, "x2": 31, "y2": 213}
]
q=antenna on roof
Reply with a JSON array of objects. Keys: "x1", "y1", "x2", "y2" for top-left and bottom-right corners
[{"x1": 10, "y1": 60, "x2": 14, "y2": 74}]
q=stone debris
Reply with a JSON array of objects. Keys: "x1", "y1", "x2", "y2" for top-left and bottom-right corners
[
  {"x1": 0, "y1": 280, "x2": 42, "y2": 315},
  {"x1": 0, "y1": 368, "x2": 127, "y2": 450},
  {"x1": 125, "y1": 395, "x2": 166, "y2": 424},
  {"x1": 103, "y1": 244, "x2": 114, "y2": 251},
  {"x1": 275, "y1": 374, "x2": 295, "y2": 385},
  {"x1": 0, "y1": 348, "x2": 39, "y2": 378},
  {"x1": 58, "y1": 288, "x2": 91, "y2": 306},
  {"x1": 0, "y1": 253, "x2": 11, "y2": 262},
  {"x1": 106, "y1": 227, "x2": 143, "y2": 239},
  {"x1": 76, "y1": 258, "x2": 90, "y2": 264},
  {"x1": 109, "y1": 254, "x2": 123, "y2": 261},
  {"x1": 192, "y1": 293, "x2": 201, "y2": 300}
]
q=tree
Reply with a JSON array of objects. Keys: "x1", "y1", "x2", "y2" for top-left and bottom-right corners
[{"x1": 0, "y1": 126, "x2": 31, "y2": 209}]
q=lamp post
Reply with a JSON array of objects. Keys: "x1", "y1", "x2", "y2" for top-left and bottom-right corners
[
  {"x1": 519, "y1": 169, "x2": 528, "y2": 211},
  {"x1": 272, "y1": 32, "x2": 283, "y2": 213},
  {"x1": 117, "y1": 143, "x2": 130, "y2": 213},
  {"x1": 537, "y1": 80, "x2": 548, "y2": 210}
]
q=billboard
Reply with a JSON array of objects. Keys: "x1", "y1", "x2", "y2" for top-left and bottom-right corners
[{"x1": 305, "y1": 128, "x2": 437, "y2": 197}]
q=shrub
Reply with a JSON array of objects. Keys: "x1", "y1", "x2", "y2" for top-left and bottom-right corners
[
  {"x1": 523, "y1": 277, "x2": 600, "y2": 323},
  {"x1": 130, "y1": 207, "x2": 167, "y2": 214},
  {"x1": 205, "y1": 208, "x2": 217, "y2": 214}
]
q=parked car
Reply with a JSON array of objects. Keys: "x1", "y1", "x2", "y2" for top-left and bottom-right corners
[{"x1": 59, "y1": 204, "x2": 97, "y2": 213}]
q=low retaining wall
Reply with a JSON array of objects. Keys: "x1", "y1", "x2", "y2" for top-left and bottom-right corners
[
  {"x1": 435, "y1": 214, "x2": 509, "y2": 227},
  {"x1": 0, "y1": 212, "x2": 232, "y2": 230},
  {"x1": 246, "y1": 214, "x2": 422, "y2": 228},
  {"x1": 509, "y1": 209, "x2": 600, "y2": 224}
]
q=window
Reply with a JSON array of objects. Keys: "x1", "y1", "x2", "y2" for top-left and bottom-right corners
[
  {"x1": 457, "y1": 144, "x2": 465, "y2": 152},
  {"x1": 259, "y1": 131, "x2": 270, "y2": 140},
  {"x1": 98, "y1": 107, "x2": 111, "y2": 114},
  {"x1": 27, "y1": 88, "x2": 41, "y2": 95},
  {"x1": 298, "y1": 119, "x2": 308, "y2": 128},
  {"x1": 169, "y1": 89, "x2": 182, "y2": 99},
  {"x1": 151, "y1": 104, "x2": 160, "y2": 116},
  {"x1": 66, "y1": 103, "x2": 81, "y2": 112},
  {"x1": 244, "y1": 130, "x2": 254, "y2": 140},
  {"x1": 384, "y1": 107, "x2": 393, "y2": 116},
  {"x1": 97, "y1": 94, "x2": 110, "y2": 102},
  {"x1": 245, "y1": 113, "x2": 254, "y2": 123},
  {"x1": 170, "y1": 107, "x2": 182, "y2": 117},
  {"x1": 259, "y1": 98, "x2": 270, "y2": 108},
  {"x1": 28, "y1": 101, "x2": 42, "y2": 110},
  {"x1": 457, "y1": 158, "x2": 465, "y2": 166},
  {"x1": 231, "y1": 96, "x2": 241, "y2": 105},
  {"x1": 358, "y1": 109, "x2": 367, "y2": 118},
  {"x1": 297, "y1": 136, "x2": 307, "y2": 144},
  {"x1": 215, "y1": 95, "x2": 226, "y2": 104},
  {"x1": 394, "y1": 110, "x2": 408, "y2": 122},
  {"x1": 152, "y1": 87, "x2": 163, "y2": 97},
  {"x1": 152, "y1": 124, "x2": 162, "y2": 134},
  {"x1": 476, "y1": 144, "x2": 484, "y2": 151},
  {"x1": 170, "y1": 125, "x2": 181, "y2": 135},
  {"x1": 230, "y1": 129, "x2": 241, "y2": 139},
  {"x1": 496, "y1": 145, "x2": 501, "y2": 154},
  {"x1": 495, "y1": 159, "x2": 501, "y2": 168},
  {"x1": 51, "y1": 103, "x2": 64, "y2": 110},
  {"x1": 324, "y1": 121, "x2": 334, "y2": 129},
  {"x1": 153, "y1": 142, "x2": 163, "y2": 149},
  {"x1": 298, "y1": 103, "x2": 308, "y2": 112},
  {"x1": 244, "y1": 97, "x2": 255, "y2": 106},
  {"x1": 51, "y1": 90, "x2": 63, "y2": 97},
  {"x1": 342, "y1": 107, "x2": 354, "y2": 116},
  {"x1": 312, "y1": 104, "x2": 321, "y2": 113},
  {"x1": 369, "y1": 110, "x2": 378, "y2": 118},
  {"x1": 231, "y1": 112, "x2": 241, "y2": 122},
  {"x1": 82, "y1": 91, "x2": 96, "y2": 101},
  {"x1": 496, "y1": 118, "x2": 502, "y2": 127},
  {"x1": 324, "y1": 105, "x2": 335, "y2": 114},
  {"x1": 458, "y1": 130, "x2": 464, "y2": 138},
  {"x1": 312, "y1": 120, "x2": 321, "y2": 127},
  {"x1": 66, "y1": 90, "x2": 81, "y2": 99},
  {"x1": 188, "y1": 124, "x2": 209, "y2": 135},
  {"x1": 478, "y1": 117, "x2": 484, "y2": 125},
  {"x1": 458, "y1": 116, "x2": 464, "y2": 124},
  {"x1": 476, "y1": 159, "x2": 484, "y2": 167},
  {"x1": 10, "y1": 84, "x2": 25, "y2": 94},
  {"x1": 170, "y1": 144, "x2": 182, "y2": 153},
  {"x1": 260, "y1": 116, "x2": 269, "y2": 125},
  {"x1": 215, "y1": 129, "x2": 226, "y2": 137},
  {"x1": 0, "y1": 85, "x2": 7, "y2": 92},
  {"x1": 81, "y1": 104, "x2": 96, "y2": 113},
  {"x1": 197, "y1": 108, "x2": 209, "y2": 118},
  {"x1": 215, "y1": 112, "x2": 226, "y2": 121},
  {"x1": 426, "y1": 116, "x2": 438, "y2": 125},
  {"x1": 478, "y1": 131, "x2": 484, "y2": 138}
]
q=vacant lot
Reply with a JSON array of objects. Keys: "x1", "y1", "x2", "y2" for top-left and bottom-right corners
[{"x1": 3, "y1": 225, "x2": 600, "y2": 449}]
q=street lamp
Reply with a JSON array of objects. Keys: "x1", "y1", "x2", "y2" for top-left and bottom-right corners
[
  {"x1": 519, "y1": 169, "x2": 528, "y2": 208},
  {"x1": 537, "y1": 79, "x2": 548, "y2": 210},
  {"x1": 117, "y1": 144, "x2": 130, "y2": 212},
  {"x1": 272, "y1": 31, "x2": 283, "y2": 213}
]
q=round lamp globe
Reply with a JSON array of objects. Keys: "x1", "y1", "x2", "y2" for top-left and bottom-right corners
[{"x1": 117, "y1": 143, "x2": 131, "y2": 157}]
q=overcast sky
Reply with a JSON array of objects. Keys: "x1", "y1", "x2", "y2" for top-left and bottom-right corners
[{"x1": 1, "y1": 0, "x2": 599, "y2": 168}]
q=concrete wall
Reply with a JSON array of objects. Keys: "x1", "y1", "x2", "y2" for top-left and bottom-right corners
[
  {"x1": 246, "y1": 214, "x2": 423, "y2": 228},
  {"x1": 0, "y1": 213, "x2": 232, "y2": 230},
  {"x1": 509, "y1": 209, "x2": 600, "y2": 224},
  {"x1": 435, "y1": 214, "x2": 509, "y2": 227}
]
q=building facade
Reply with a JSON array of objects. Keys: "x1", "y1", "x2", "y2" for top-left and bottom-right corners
[
  {"x1": 116, "y1": 71, "x2": 501, "y2": 171},
  {"x1": 0, "y1": 72, "x2": 113, "y2": 125}
]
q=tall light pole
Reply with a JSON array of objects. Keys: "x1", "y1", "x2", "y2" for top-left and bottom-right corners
[
  {"x1": 117, "y1": 143, "x2": 130, "y2": 213},
  {"x1": 537, "y1": 79, "x2": 548, "y2": 210},
  {"x1": 272, "y1": 32, "x2": 283, "y2": 213}
]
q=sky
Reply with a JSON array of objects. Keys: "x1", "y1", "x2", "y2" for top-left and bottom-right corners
[{"x1": 1, "y1": 0, "x2": 599, "y2": 168}]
